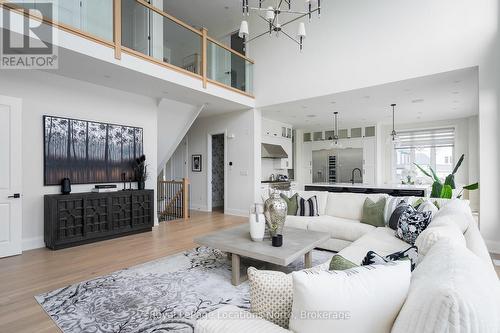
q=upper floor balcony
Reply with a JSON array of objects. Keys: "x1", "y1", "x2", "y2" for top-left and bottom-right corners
[{"x1": 1, "y1": 0, "x2": 254, "y2": 100}]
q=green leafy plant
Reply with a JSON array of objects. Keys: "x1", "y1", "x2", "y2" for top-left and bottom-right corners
[{"x1": 414, "y1": 154, "x2": 478, "y2": 199}]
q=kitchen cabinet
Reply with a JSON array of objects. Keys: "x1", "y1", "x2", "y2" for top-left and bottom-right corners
[
  {"x1": 262, "y1": 118, "x2": 293, "y2": 170},
  {"x1": 363, "y1": 137, "x2": 376, "y2": 184}
]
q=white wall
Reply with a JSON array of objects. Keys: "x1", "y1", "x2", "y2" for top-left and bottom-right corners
[
  {"x1": 186, "y1": 110, "x2": 257, "y2": 216},
  {"x1": 157, "y1": 98, "x2": 202, "y2": 171},
  {"x1": 249, "y1": 0, "x2": 500, "y2": 250},
  {"x1": 0, "y1": 70, "x2": 159, "y2": 251}
]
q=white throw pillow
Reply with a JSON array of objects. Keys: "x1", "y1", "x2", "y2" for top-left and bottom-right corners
[
  {"x1": 289, "y1": 261, "x2": 411, "y2": 333},
  {"x1": 415, "y1": 225, "x2": 466, "y2": 255},
  {"x1": 248, "y1": 267, "x2": 293, "y2": 328},
  {"x1": 392, "y1": 239, "x2": 500, "y2": 333},
  {"x1": 429, "y1": 199, "x2": 472, "y2": 232},
  {"x1": 384, "y1": 196, "x2": 410, "y2": 225},
  {"x1": 416, "y1": 199, "x2": 439, "y2": 215}
]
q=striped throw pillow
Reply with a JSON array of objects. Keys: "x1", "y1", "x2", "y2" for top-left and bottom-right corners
[{"x1": 296, "y1": 195, "x2": 319, "y2": 216}]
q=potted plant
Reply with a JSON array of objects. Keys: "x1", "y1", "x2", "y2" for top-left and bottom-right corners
[
  {"x1": 414, "y1": 154, "x2": 478, "y2": 199},
  {"x1": 134, "y1": 155, "x2": 149, "y2": 190}
]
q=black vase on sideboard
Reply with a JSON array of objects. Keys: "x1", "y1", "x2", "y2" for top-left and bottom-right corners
[
  {"x1": 138, "y1": 181, "x2": 145, "y2": 190},
  {"x1": 61, "y1": 178, "x2": 71, "y2": 195}
]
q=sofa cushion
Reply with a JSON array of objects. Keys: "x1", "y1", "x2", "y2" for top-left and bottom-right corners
[
  {"x1": 195, "y1": 305, "x2": 290, "y2": 333},
  {"x1": 362, "y1": 246, "x2": 418, "y2": 271},
  {"x1": 429, "y1": 199, "x2": 472, "y2": 233},
  {"x1": 306, "y1": 215, "x2": 376, "y2": 242},
  {"x1": 328, "y1": 255, "x2": 358, "y2": 271},
  {"x1": 296, "y1": 195, "x2": 319, "y2": 217},
  {"x1": 284, "y1": 215, "x2": 309, "y2": 231},
  {"x1": 392, "y1": 239, "x2": 500, "y2": 333},
  {"x1": 415, "y1": 224, "x2": 466, "y2": 256},
  {"x1": 384, "y1": 196, "x2": 411, "y2": 226},
  {"x1": 337, "y1": 227, "x2": 411, "y2": 264},
  {"x1": 361, "y1": 197, "x2": 386, "y2": 227},
  {"x1": 248, "y1": 267, "x2": 292, "y2": 328},
  {"x1": 289, "y1": 261, "x2": 411, "y2": 333},
  {"x1": 296, "y1": 191, "x2": 328, "y2": 216},
  {"x1": 395, "y1": 205, "x2": 432, "y2": 245},
  {"x1": 325, "y1": 192, "x2": 389, "y2": 221},
  {"x1": 280, "y1": 193, "x2": 298, "y2": 215}
]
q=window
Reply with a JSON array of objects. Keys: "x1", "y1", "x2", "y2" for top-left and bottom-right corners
[{"x1": 394, "y1": 127, "x2": 454, "y2": 183}]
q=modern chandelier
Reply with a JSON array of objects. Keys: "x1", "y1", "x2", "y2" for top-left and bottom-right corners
[{"x1": 238, "y1": 0, "x2": 322, "y2": 50}]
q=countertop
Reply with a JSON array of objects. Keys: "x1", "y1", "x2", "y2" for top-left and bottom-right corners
[{"x1": 305, "y1": 182, "x2": 430, "y2": 190}]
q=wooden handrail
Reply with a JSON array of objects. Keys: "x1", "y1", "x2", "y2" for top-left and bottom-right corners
[{"x1": 206, "y1": 36, "x2": 255, "y2": 65}]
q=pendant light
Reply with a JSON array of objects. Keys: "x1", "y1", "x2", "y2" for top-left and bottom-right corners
[
  {"x1": 390, "y1": 103, "x2": 399, "y2": 142},
  {"x1": 330, "y1": 112, "x2": 342, "y2": 148}
]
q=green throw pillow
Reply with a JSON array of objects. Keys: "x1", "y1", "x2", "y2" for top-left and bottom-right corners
[
  {"x1": 280, "y1": 193, "x2": 298, "y2": 215},
  {"x1": 412, "y1": 197, "x2": 424, "y2": 208},
  {"x1": 329, "y1": 255, "x2": 358, "y2": 271},
  {"x1": 361, "y1": 197, "x2": 386, "y2": 227}
]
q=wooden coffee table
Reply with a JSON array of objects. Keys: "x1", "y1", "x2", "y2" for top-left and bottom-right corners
[{"x1": 194, "y1": 224, "x2": 330, "y2": 285}]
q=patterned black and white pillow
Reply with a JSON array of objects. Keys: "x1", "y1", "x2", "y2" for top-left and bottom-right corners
[
  {"x1": 388, "y1": 200, "x2": 411, "y2": 230},
  {"x1": 296, "y1": 195, "x2": 319, "y2": 217},
  {"x1": 395, "y1": 205, "x2": 432, "y2": 245},
  {"x1": 362, "y1": 246, "x2": 419, "y2": 271}
]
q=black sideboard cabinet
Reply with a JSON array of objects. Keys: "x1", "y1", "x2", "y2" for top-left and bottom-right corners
[{"x1": 44, "y1": 190, "x2": 154, "y2": 250}]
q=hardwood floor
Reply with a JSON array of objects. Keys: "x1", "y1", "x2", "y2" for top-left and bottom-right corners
[
  {"x1": 0, "y1": 211, "x2": 246, "y2": 333},
  {"x1": 1, "y1": 211, "x2": 499, "y2": 333}
]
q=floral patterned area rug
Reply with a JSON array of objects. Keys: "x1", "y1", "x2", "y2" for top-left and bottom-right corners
[{"x1": 35, "y1": 247, "x2": 334, "y2": 333}]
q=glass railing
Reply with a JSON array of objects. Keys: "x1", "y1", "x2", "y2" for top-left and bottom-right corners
[
  {"x1": 3, "y1": 0, "x2": 254, "y2": 96},
  {"x1": 207, "y1": 39, "x2": 254, "y2": 95},
  {"x1": 13, "y1": 0, "x2": 113, "y2": 41},
  {"x1": 121, "y1": 0, "x2": 202, "y2": 76}
]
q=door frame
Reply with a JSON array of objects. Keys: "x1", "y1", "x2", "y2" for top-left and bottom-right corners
[
  {"x1": 206, "y1": 130, "x2": 228, "y2": 213},
  {"x1": 0, "y1": 95, "x2": 22, "y2": 258}
]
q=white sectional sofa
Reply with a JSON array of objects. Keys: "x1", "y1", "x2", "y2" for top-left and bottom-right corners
[{"x1": 196, "y1": 191, "x2": 500, "y2": 333}]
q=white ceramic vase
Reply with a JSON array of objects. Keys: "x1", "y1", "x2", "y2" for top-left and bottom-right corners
[{"x1": 249, "y1": 204, "x2": 266, "y2": 241}]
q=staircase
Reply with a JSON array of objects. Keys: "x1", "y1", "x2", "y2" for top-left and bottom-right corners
[{"x1": 157, "y1": 178, "x2": 189, "y2": 221}]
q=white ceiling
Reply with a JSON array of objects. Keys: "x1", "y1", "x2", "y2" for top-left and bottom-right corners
[
  {"x1": 261, "y1": 67, "x2": 479, "y2": 130},
  {"x1": 163, "y1": 0, "x2": 242, "y2": 38}
]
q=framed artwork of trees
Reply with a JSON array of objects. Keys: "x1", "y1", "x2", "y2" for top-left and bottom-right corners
[{"x1": 43, "y1": 115, "x2": 144, "y2": 185}]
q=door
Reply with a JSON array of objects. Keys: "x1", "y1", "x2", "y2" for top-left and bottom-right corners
[
  {"x1": 211, "y1": 134, "x2": 224, "y2": 210},
  {"x1": 0, "y1": 96, "x2": 22, "y2": 258}
]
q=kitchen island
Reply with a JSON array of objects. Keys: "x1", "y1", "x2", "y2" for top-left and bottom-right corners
[{"x1": 304, "y1": 182, "x2": 429, "y2": 197}]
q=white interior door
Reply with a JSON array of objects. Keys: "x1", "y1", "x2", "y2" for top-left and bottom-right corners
[{"x1": 0, "y1": 96, "x2": 22, "y2": 258}]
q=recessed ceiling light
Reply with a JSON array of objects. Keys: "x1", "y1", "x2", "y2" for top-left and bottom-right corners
[
  {"x1": 452, "y1": 91, "x2": 460, "y2": 94},
  {"x1": 162, "y1": 90, "x2": 169, "y2": 94},
  {"x1": 104, "y1": 74, "x2": 111, "y2": 79},
  {"x1": 411, "y1": 99, "x2": 425, "y2": 103},
  {"x1": 363, "y1": 95, "x2": 370, "y2": 99},
  {"x1": 454, "y1": 80, "x2": 461, "y2": 83},
  {"x1": 301, "y1": 105, "x2": 308, "y2": 109},
  {"x1": 330, "y1": 101, "x2": 336, "y2": 104},
  {"x1": 224, "y1": 6, "x2": 229, "y2": 10},
  {"x1": 417, "y1": 111, "x2": 423, "y2": 114},
  {"x1": 417, "y1": 116, "x2": 421, "y2": 119},
  {"x1": 453, "y1": 100, "x2": 459, "y2": 103},
  {"x1": 306, "y1": 114, "x2": 317, "y2": 118}
]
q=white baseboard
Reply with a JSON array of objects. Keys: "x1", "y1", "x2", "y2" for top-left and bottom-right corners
[
  {"x1": 486, "y1": 240, "x2": 500, "y2": 254},
  {"x1": 22, "y1": 236, "x2": 44, "y2": 251},
  {"x1": 224, "y1": 208, "x2": 248, "y2": 217},
  {"x1": 190, "y1": 204, "x2": 209, "y2": 212}
]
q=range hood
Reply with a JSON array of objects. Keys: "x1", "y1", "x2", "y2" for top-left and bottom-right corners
[{"x1": 261, "y1": 143, "x2": 288, "y2": 159}]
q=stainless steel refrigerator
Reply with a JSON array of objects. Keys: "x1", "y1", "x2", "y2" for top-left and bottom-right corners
[{"x1": 312, "y1": 148, "x2": 363, "y2": 183}]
